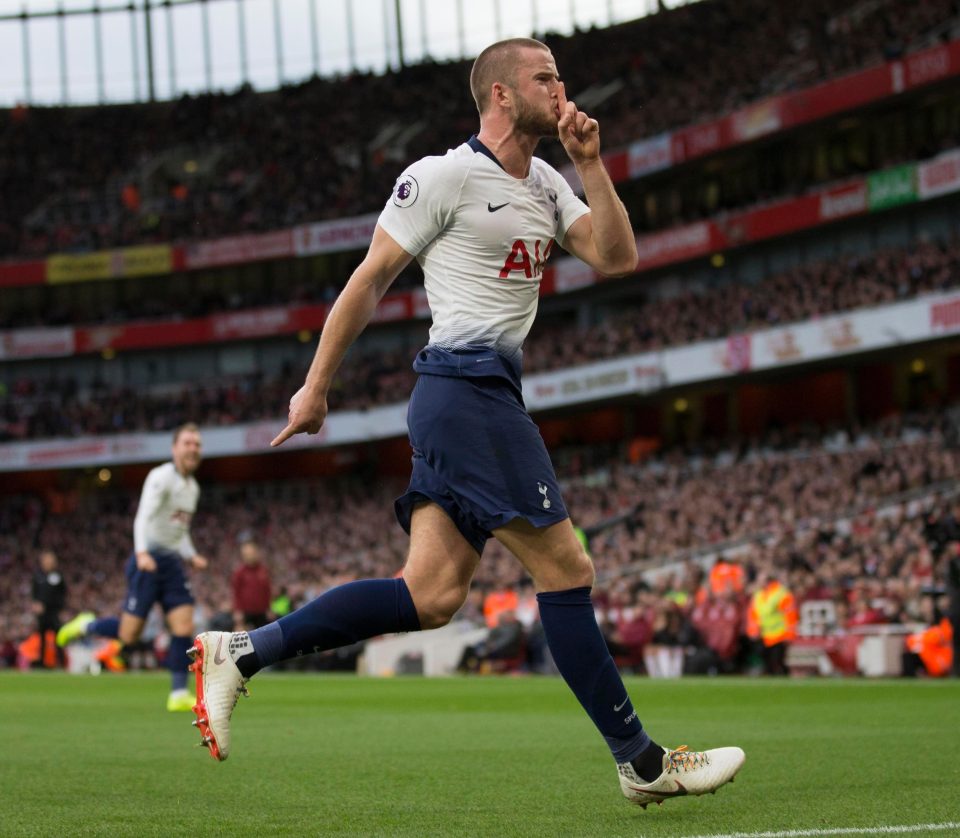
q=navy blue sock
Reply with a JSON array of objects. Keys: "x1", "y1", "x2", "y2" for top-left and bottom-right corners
[
  {"x1": 87, "y1": 617, "x2": 119, "y2": 638},
  {"x1": 537, "y1": 586, "x2": 650, "y2": 765},
  {"x1": 238, "y1": 578, "x2": 421, "y2": 678},
  {"x1": 168, "y1": 635, "x2": 192, "y2": 691}
]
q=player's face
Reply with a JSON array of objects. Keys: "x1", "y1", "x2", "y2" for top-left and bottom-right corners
[
  {"x1": 509, "y1": 49, "x2": 562, "y2": 138},
  {"x1": 172, "y1": 429, "x2": 203, "y2": 475}
]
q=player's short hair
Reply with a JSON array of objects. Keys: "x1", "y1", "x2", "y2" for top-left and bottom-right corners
[
  {"x1": 173, "y1": 422, "x2": 200, "y2": 443},
  {"x1": 470, "y1": 37, "x2": 550, "y2": 115}
]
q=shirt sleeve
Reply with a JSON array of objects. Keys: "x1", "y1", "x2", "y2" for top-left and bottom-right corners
[
  {"x1": 177, "y1": 532, "x2": 197, "y2": 560},
  {"x1": 376, "y1": 154, "x2": 465, "y2": 257},
  {"x1": 177, "y1": 483, "x2": 198, "y2": 559},
  {"x1": 545, "y1": 165, "x2": 591, "y2": 245},
  {"x1": 133, "y1": 467, "x2": 167, "y2": 554}
]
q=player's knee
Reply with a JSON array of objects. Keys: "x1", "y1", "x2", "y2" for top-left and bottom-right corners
[
  {"x1": 565, "y1": 548, "x2": 595, "y2": 589},
  {"x1": 537, "y1": 545, "x2": 595, "y2": 592},
  {"x1": 118, "y1": 627, "x2": 139, "y2": 645},
  {"x1": 579, "y1": 556, "x2": 597, "y2": 589},
  {"x1": 416, "y1": 587, "x2": 468, "y2": 630}
]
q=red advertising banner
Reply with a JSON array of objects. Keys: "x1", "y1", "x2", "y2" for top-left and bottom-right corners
[
  {"x1": 783, "y1": 64, "x2": 890, "y2": 126},
  {"x1": 293, "y1": 214, "x2": 379, "y2": 256},
  {"x1": 634, "y1": 178, "x2": 868, "y2": 272},
  {"x1": 898, "y1": 42, "x2": 959, "y2": 91},
  {"x1": 930, "y1": 295, "x2": 960, "y2": 332},
  {"x1": 0, "y1": 259, "x2": 45, "y2": 288},
  {"x1": 0, "y1": 327, "x2": 75, "y2": 359},
  {"x1": 211, "y1": 308, "x2": 294, "y2": 340},
  {"x1": 918, "y1": 149, "x2": 960, "y2": 199},
  {"x1": 70, "y1": 296, "x2": 412, "y2": 355},
  {"x1": 183, "y1": 230, "x2": 294, "y2": 270},
  {"x1": 627, "y1": 134, "x2": 674, "y2": 178},
  {"x1": 635, "y1": 221, "x2": 720, "y2": 272}
]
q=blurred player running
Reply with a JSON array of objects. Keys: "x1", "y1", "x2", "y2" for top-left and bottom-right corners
[
  {"x1": 189, "y1": 39, "x2": 744, "y2": 806},
  {"x1": 58, "y1": 423, "x2": 209, "y2": 711}
]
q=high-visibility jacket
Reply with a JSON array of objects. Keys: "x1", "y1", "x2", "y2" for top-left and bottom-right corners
[
  {"x1": 710, "y1": 561, "x2": 745, "y2": 596},
  {"x1": 483, "y1": 589, "x2": 519, "y2": 629},
  {"x1": 747, "y1": 581, "x2": 798, "y2": 647},
  {"x1": 906, "y1": 618, "x2": 953, "y2": 677}
]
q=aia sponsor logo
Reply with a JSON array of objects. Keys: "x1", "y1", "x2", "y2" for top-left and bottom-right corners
[{"x1": 499, "y1": 239, "x2": 554, "y2": 279}]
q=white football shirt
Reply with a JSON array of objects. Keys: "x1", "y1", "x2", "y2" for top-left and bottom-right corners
[
  {"x1": 377, "y1": 138, "x2": 590, "y2": 361},
  {"x1": 133, "y1": 461, "x2": 200, "y2": 558}
]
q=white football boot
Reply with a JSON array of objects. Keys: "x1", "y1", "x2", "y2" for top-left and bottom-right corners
[
  {"x1": 618, "y1": 745, "x2": 745, "y2": 807},
  {"x1": 188, "y1": 631, "x2": 251, "y2": 761}
]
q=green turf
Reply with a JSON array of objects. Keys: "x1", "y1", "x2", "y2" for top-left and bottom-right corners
[{"x1": 1, "y1": 672, "x2": 959, "y2": 837}]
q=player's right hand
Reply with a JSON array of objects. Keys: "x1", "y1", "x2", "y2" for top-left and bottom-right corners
[
  {"x1": 271, "y1": 384, "x2": 328, "y2": 447},
  {"x1": 135, "y1": 551, "x2": 157, "y2": 572}
]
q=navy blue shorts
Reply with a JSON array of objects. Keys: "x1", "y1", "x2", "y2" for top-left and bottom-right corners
[
  {"x1": 123, "y1": 548, "x2": 194, "y2": 618},
  {"x1": 395, "y1": 373, "x2": 569, "y2": 554}
]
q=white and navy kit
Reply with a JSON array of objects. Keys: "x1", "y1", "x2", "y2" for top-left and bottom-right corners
[
  {"x1": 379, "y1": 136, "x2": 588, "y2": 361},
  {"x1": 380, "y1": 137, "x2": 590, "y2": 552},
  {"x1": 123, "y1": 461, "x2": 199, "y2": 617}
]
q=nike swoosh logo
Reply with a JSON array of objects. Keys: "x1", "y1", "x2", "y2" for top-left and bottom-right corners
[
  {"x1": 614, "y1": 698, "x2": 629, "y2": 712},
  {"x1": 213, "y1": 636, "x2": 227, "y2": 665},
  {"x1": 487, "y1": 202, "x2": 509, "y2": 212},
  {"x1": 645, "y1": 781, "x2": 688, "y2": 798}
]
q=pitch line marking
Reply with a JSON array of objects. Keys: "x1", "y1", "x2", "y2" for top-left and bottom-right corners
[{"x1": 685, "y1": 822, "x2": 960, "y2": 838}]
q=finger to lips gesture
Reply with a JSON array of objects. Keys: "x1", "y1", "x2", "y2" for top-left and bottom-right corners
[
  {"x1": 271, "y1": 385, "x2": 327, "y2": 447},
  {"x1": 557, "y1": 82, "x2": 600, "y2": 163}
]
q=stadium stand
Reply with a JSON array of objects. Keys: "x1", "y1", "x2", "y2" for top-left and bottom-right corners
[
  {"x1": 1, "y1": 0, "x2": 958, "y2": 257},
  {"x1": 3, "y1": 405, "x2": 958, "y2": 674},
  {"x1": 4, "y1": 231, "x2": 960, "y2": 440},
  {"x1": 2, "y1": 0, "x2": 959, "y2": 679}
]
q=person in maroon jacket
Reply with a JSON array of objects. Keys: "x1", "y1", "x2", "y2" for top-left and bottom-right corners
[{"x1": 231, "y1": 538, "x2": 272, "y2": 631}]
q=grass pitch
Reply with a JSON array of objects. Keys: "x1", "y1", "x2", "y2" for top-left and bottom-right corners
[{"x1": 1, "y1": 672, "x2": 958, "y2": 837}]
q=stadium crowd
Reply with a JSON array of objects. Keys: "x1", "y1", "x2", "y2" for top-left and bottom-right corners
[
  {"x1": 0, "y1": 0, "x2": 957, "y2": 257},
  {"x1": 2, "y1": 404, "x2": 957, "y2": 674},
  {"x1": 4, "y1": 232, "x2": 959, "y2": 442}
]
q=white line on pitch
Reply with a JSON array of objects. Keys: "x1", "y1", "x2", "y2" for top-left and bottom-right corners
[{"x1": 684, "y1": 822, "x2": 960, "y2": 838}]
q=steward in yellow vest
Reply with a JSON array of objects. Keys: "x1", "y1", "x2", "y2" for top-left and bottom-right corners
[{"x1": 747, "y1": 573, "x2": 797, "y2": 675}]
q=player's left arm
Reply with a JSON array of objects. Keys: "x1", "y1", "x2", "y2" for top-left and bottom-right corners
[
  {"x1": 556, "y1": 87, "x2": 638, "y2": 277},
  {"x1": 178, "y1": 529, "x2": 206, "y2": 569}
]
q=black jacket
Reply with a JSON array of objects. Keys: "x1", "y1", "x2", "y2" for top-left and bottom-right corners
[{"x1": 32, "y1": 569, "x2": 66, "y2": 614}]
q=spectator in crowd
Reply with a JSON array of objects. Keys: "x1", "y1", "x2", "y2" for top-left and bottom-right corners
[
  {"x1": 483, "y1": 586, "x2": 520, "y2": 630},
  {"x1": 709, "y1": 558, "x2": 746, "y2": 599},
  {"x1": 231, "y1": 535, "x2": 273, "y2": 631},
  {"x1": 689, "y1": 589, "x2": 744, "y2": 674},
  {"x1": 642, "y1": 600, "x2": 688, "y2": 678},
  {"x1": 457, "y1": 610, "x2": 525, "y2": 675}
]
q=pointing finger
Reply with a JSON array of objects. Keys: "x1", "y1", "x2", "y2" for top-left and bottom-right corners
[{"x1": 270, "y1": 423, "x2": 297, "y2": 447}]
